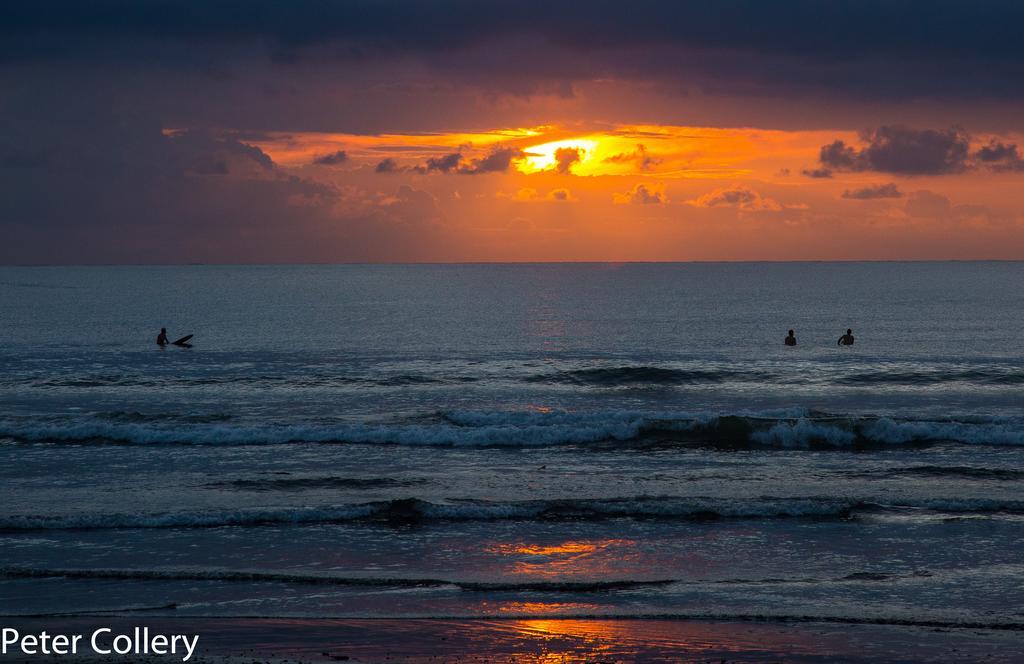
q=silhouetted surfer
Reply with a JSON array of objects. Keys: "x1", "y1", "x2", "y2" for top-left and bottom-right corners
[
  {"x1": 784, "y1": 330, "x2": 797, "y2": 346},
  {"x1": 157, "y1": 327, "x2": 169, "y2": 346},
  {"x1": 837, "y1": 329, "x2": 855, "y2": 346}
]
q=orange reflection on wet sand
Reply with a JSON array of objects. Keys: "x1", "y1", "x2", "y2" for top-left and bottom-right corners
[
  {"x1": 509, "y1": 619, "x2": 620, "y2": 663},
  {"x1": 479, "y1": 617, "x2": 766, "y2": 663},
  {"x1": 27, "y1": 616, "x2": 852, "y2": 662},
  {"x1": 515, "y1": 618, "x2": 636, "y2": 644},
  {"x1": 491, "y1": 602, "x2": 602, "y2": 615},
  {"x1": 496, "y1": 617, "x2": 814, "y2": 661}
]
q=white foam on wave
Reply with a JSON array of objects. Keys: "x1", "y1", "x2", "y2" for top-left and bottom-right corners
[
  {"x1": 861, "y1": 418, "x2": 1024, "y2": 446},
  {"x1": 441, "y1": 407, "x2": 811, "y2": 428},
  {"x1": 1, "y1": 408, "x2": 1023, "y2": 448},
  {"x1": 749, "y1": 416, "x2": 1024, "y2": 448},
  {"x1": 0, "y1": 407, "x2": 730, "y2": 447},
  {"x1": 912, "y1": 498, "x2": 1024, "y2": 513},
  {"x1": 752, "y1": 420, "x2": 858, "y2": 447}
]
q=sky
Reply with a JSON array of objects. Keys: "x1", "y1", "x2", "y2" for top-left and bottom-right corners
[{"x1": 3, "y1": 0, "x2": 1024, "y2": 263}]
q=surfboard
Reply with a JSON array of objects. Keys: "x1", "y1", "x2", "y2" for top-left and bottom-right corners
[{"x1": 172, "y1": 334, "x2": 193, "y2": 346}]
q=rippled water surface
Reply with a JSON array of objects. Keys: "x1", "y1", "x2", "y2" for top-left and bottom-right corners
[{"x1": 1, "y1": 263, "x2": 1023, "y2": 629}]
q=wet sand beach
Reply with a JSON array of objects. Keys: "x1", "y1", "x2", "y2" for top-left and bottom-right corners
[{"x1": 3, "y1": 616, "x2": 1023, "y2": 663}]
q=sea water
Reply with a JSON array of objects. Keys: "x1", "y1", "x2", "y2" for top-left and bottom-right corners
[{"x1": 1, "y1": 263, "x2": 1023, "y2": 627}]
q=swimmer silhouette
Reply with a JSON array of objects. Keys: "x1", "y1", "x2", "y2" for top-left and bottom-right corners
[
  {"x1": 784, "y1": 330, "x2": 797, "y2": 346},
  {"x1": 837, "y1": 329, "x2": 855, "y2": 346},
  {"x1": 157, "y1": 327, "x2": 169, "y2": 346}
]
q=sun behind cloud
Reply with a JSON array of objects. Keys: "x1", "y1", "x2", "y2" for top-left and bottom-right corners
[{"x1": 518, "y1": 137, "x2": 599, "y2": 174}]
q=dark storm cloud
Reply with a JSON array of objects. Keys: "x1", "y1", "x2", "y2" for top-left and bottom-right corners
[
  {"x1": 374, "y1": 147, "x2": 525, "y2": 175},
  {"x1": 818, "y1": 126, "x2": 971, "y2": 175},
  {"x1": 0, "y1": 116, "x2": 349, "y2": 263},
  {"x1": 616, "y1": 183, "x2": 664, "y2": 205},
  {"x1": 688, "y1": 185, "x2": 781, "y2": 212},
  {"x1": 554, "y1": 148, "x2": 581, "y2": 174},
  {"x1": 167, "y1": 129, "x2": 276, "y2": 175},
  {"x1": 698, "y1": 188, "x2": 758, "y2": 207},
  {"x1": 819, "y1": 141, "x2": 858, "y2": 170},
  {"x1": 458, "y1": 147, "x2": 525, "y2": 174},
  {"x1": 375, "y1": 158, "x2": 400, "y2": 173},
  {"x1": 975, "y1": 140, "x2": 1024, "y2": 171},
  {"x1": 376, "y1": 152, "x2": 462, "y2": 174},
  {"x1": 4, "y1": 1, "x2": 1024, "y2": 263},
  {"x1": 313, "y1": 150, "x2": 348, "y2": 165},
  {"x1": 0, "y1": 106, "x2": 456, "y2": 263},
  {"x1": 423, "y1": 153, "x2": 462, "y2": 174},
  {"x1": 1, "y1": 0, "x2": 1020, "y2": 62},
  {"x1": 841, "y1": 183, "x2": 903, "y2": 200},
  {"x1": 0, "y1": 146, "x2": 49, "y2": 169},
  {"x1": 4, "y1": 1, "x2": 1024, "y2": 102},
  {"x1": 604, "y1": 144, "x2": 659, "y2": 171},
  {"x1": 801, "y1": 168, "x2": 833, "y2": 179},
  {"x1": 976, "y1": 141, "x2": 1018, "y2": 162}
]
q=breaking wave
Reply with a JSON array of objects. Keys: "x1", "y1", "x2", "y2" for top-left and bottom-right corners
[{"x1": 2, "y1": 409, "x2": 1024, "y2": 448}]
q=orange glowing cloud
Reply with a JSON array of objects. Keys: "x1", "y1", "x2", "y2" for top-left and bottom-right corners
[
  {"x1": 688, "y1": 185, "x2": 782, "y2": 211},
  {"x1": 243, "y1": 124, "x2": 849, "y2": 181},
  {"x1": 158, "y1": 123, "x2": 1024, "y2": 262}
]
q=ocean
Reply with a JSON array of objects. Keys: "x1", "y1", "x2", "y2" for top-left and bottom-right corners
[{"x1": 2, "y1": 263, "x2": 1023, "y2": 644}]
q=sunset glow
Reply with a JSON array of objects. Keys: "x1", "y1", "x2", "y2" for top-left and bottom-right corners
[
  {"x1": 517, "y1": 137, "x2": 599, "y2": 173},
  {"x1": 5, "y1": 1, "x2": 1024, "y2": 263},
  {"x1": 6, "y1": 5, "x2": 1024, "y2": 662}
]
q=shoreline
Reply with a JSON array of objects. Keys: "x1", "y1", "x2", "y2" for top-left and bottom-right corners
[{"x1": 3, "y1": 616, "x2": 1022, "y2": 663}]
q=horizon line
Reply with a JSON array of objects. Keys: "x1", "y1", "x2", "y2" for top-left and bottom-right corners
[{"x1": 2, "y1": 259, "x2": 1023, "y2": 268}]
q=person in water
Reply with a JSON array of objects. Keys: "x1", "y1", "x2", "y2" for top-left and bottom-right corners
[
  {"x1": 784, "y1": 330, "x2": 797, "y2": 346},
  {"x1": 157, "y1": 328, "x2": 169, "y2": 346},
  {"x1": 837, "y1": 328, "x2": 855, "y2": 346}
]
